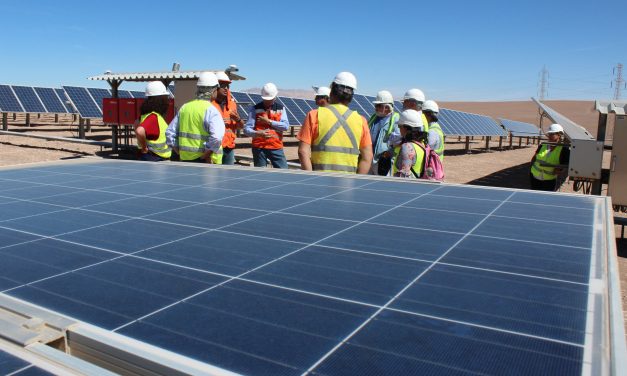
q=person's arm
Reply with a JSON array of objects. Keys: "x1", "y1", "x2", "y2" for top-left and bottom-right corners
[
  {"x1": 298, "y1": 141, "x2": 312, "y2": 171},
  {"x1": 357, "y1": 145, "x2": 373, "y2": 174},
  {"x1": 243, "y1": 107, "x2": 257, "y2": 137},
  {"x1": 135, "y1": 126, "x2": 148, "y2": 153},
  {"x1": 297, "y1": 110, "x2": 317, "y2": 171},
  {"x1": 393, "y1": 143, "x2": 418, "y2": 178},
  {"x1": 427, "y1": 129, "x2": 438, "y2": 149},
  {"x1": 166, "y1": 112, "x2": 180, "y2": 152},
  {"x1": 203, "y1": 106, "x2": 225, "y2": 154},
  {"x1": 270, "y1": 108, "x2": 289, "y2": 132},
  {"x1": 388, "y1": 130, "x2": 402, "y2": 146}
]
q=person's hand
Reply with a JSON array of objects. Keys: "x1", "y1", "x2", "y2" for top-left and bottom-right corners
[
  {"x1": 256, "y1": 129, "x2": 274, "y2": 139},
  {"x1": 382, "y1": 151, "x2": 391, "y2": 158},
  {"x1": 229, "y1": 110, "x2": 241, "y2": 122},
  {"x1": 257, "y1": 115, "x2": 272, "y2": 125},
  {"x1": 141, "y1": 147, "x2": 148, "y2": 154}
]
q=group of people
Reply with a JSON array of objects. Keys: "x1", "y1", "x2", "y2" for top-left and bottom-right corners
[{"x1": 134, "y1": 71, "x2": 446, "y2": 179}]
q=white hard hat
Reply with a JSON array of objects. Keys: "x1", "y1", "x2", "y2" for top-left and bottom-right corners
[
  {"x1": 398, "y1": 109, "x2": 424, "y2": 130},
  {"x1": 372, "y1": 90, "x2": 394, "y2": 104},
  {"x1": 197, "y1": 72, "x2": 218, "y2": 87},
  {"x1": 547, "y1": 123, "x2": 564, "y2": 134},
  {"x1": 315, "y1": 86, "x2": 330, "y2": 97},
  {"x1": 403, "y1": 88, "x2": 426, "y2": 103},
  {"x1": 261, "y1": 83, "x2": 278, "y2": 100},
  {"x1": 422, "y1": 100, "x2": 439, "y2": 113},
  {"x1": 333, "y1": 71, "x2": 357, "y2": 90},
  {"x1": 215, "y1": 71, "x2": 231, "y2": 83},
  {"x1": 145, "y1": 81, "x2": 168, "y2": 97}
]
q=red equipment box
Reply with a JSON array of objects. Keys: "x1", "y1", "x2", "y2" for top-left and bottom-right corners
[
  {"x1": 135, "y1": 98, "x2": 145, "y2": 122},
  {"x1": 102, "y1": 98, "x2": 118, "y2": 124},
  {"x1": 118, "y1": 99, "x2": 137, "y2": 125},
  {"x1": 165, "y1": 99, "x2": 175, "y2": 123}
]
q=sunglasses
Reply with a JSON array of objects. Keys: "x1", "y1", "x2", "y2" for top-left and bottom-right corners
[{"x1": 219, "y1": 83, "x2": 230, "y2": 88}]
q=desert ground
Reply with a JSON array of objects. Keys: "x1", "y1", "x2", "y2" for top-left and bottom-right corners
[{"x1": 1, "y1": 100, "x2": 626, "y2": 333}]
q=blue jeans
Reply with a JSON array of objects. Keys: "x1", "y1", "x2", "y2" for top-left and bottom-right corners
[
  {"x1": 138, "y1": 152, "x2": 166, "y2": 162},
  {"x1": 252, "y1": 148, "x2": 288, "y2": 168},
  {"x1": 222, "y1": 147, "x2": 235, "y2": 165}
]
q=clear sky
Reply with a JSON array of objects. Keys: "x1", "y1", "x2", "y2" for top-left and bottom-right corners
[{"x1": 1, "y1": 0, "x2": 625, "y2": 101}]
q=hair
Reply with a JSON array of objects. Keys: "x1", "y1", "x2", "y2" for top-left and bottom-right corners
[
  {"x1": 401, "y1": 125, "x2": 427, "y2": 143},
  {"x1": 140, "y1": 95, "x2": 169, "y2": 117},
  {"x1": 196, "y1": 85, "x2": 217, "y2": 100},
  {"x1": 424, "y1": 111, "x2": 438, "y2": 122},
  {"x1": 330, "y1": 82, "x2": 353, "y2": 104}
]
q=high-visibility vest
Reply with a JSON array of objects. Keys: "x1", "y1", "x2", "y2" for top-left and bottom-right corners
[
  {"x1": 531, "y1": 144, "x2": 562, "y2": 181},
  {"x1": 252, "y1": 102, "x2": 284, "y2": 149},
  {"x1": 311, "y1": 104, "x2": 364, "y2": 173},
  {"x1": 368, "y1": 111, "x2": 400, "y2": 138},
  {"x1": 421, "y1": 112, "x2": 429, "y2": 133},
  {"x1": 215, "y1": 92, "x2": 239, "y2": 149},
  {"x1": 429, "y1": 122, "x2": 445, "y2": 159},
  {"x1": 392, "y1": 141, "x2": 426, "y2": 177},
  {"x1": 139, "y1": 112, "x2": 172, "y2": 159},
  {"x1": 176, "y1": 99, "x2": 222, "y2": 163}
]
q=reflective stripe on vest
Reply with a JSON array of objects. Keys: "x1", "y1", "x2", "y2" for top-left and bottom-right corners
[
  {"x1": 253, "y1": 102, "x2": 284, "y2": 149},
  {"x1": 531, "y1": 144, "x2": 562, "y2": 181},
  {"x1": 139, "y1": 112, "x2": 172, "y2": 159},
  {"x1": 392, "y1": 141, "x2": 426, "y2": 177},
  {"x1": 429, "y1": 122, "x2": 445, "y2": 159},
  {"x1": 177, "y1": 100, "x2": 212, "y2": 160},
  {"x1": 311, "y1": 104, "x2": 363, "y2": 173}
]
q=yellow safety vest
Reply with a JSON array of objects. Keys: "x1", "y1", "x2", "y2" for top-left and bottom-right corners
[
  {"x1": 531, "y1": 144, "x2": 562, "y2": 181},
  {"x1": 311, "y1": 104, "x2": 364, "y2": 173},
  {"x1": 429, "y1": 122, "x2": 445, "y2": 160},
  {"x1": 176, "y1": 99, "x2": 222, "y2": 163},
  {"x1": 421, "y1": 112, "x2": 430, "y2": 133},
  {"x1": 392, "y1": 142, "x2": 426, "y2": 178},
  {"x1": 139, "y1": 112, "x2": 172, "y2": 159}
]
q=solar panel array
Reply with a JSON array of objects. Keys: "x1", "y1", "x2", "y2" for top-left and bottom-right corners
[
  {"x1": 0, "y1": 159, "x2": 618, "y2": 376},
  {"x1": 0, "y1": 85, "x2": 25, "y2": 112},
  {"x1": 439, "y1": 108, "x2": 508, "y2": 136},
  {"x1": 500, "y1": 118, "x2": 541, "y2": 137}
]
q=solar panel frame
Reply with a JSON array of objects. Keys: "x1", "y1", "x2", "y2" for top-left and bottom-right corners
[
  {"x1": 34, "y1": 87, "x2": 68, "y2": 113},
  {"x1": 0, "y1": 85, "x2": 25, "y2": 112},
  {"x1": 11, "y1": 85, "x2": 46, "y2": 113},
  {"x1": 62, "y1": 86, "x2": 102, "y2": 118}
]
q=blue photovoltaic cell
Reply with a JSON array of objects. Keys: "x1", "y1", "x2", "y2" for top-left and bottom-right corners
[
  {"x1": 293, "y1": 97, "x2": 313, "y2": 112},
  {"x1": 439, "y1": 107, "x2": 507, "y2": 136},
  {"x1": 500, "y1": 118, "x2": 541, "y2": 137},
  {"x1": 130, "y1": 91, "x2": 145, "y2": 98},
  {"x1": 12, "y1": 86, "x2": 46, "y2": 113},
  {"x1": 34, "y1": 87, "x2": 67, "y2": 113},
  {"x1": 247, "y1": 93, "x2": 263, "y2": 105},
  {"x1": 0, "y1": 160, "x2": 611, "y2": 376},
  {"x1": 116, "y1": 90, "x2": 133, "y2": 98},
  {"x1": 231, "y1": 91, "x2": 253, "y2": 120},
  {"x1": 305, "y1": 99, "x2": 317, "y2": 109},
  {"x1": 277, "y1": 97, "x2": 303, "y2": 125},
  {"x1": 0, "y1": 349, "x2": 54, "y2": 375},
  {"x1": 353, "y1": 94, "x2": 375, "y2": 115},
  {"x1": 393, "y1": 100, "x2": 403, "y2": 113},
  {"x1": 62, "y1": 86, "x2": 101, "y2": 118},
  {"x1": 346, "y1": 97, "x2": 367, "y2": 116},
  {"x1": 86, "y1": 87, "x2": 111, "y2": 111},
  {"x1": 0, "y1": 85, "x2": 24, "y2": 112},
  {"x1": 54, "y1": 89, "x2": 73, "y2": 113}
]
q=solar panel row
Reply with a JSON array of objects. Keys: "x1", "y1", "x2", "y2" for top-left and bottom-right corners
[
  {"x1": 0, "y1": 85, "x2": 75, "y2": 114},
  {"x1": 500, "y1": 118, "x2": 541, "y2": 137}
]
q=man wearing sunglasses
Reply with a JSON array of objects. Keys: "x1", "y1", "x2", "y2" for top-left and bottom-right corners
[
  {"x1": 214, "y1": 71, "x2": 243, "y2": 165},
  {"x1": 368, "y1": 90, "x2": 399, "y2": 175}
]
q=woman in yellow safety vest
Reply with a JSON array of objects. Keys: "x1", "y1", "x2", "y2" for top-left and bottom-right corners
[
  {"x1": 135, "y1": 81, "x2": 172, "y2": 161},
  {"x1": 392, "y1": 109, "x2": 427, "y2": 178},
  {"x1": 530, "y1": 123, "x2": 570, "y2": 191}
]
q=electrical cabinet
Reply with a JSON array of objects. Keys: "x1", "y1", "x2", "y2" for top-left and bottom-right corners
[
  {"x1": 102, "y1": 98, "x2": 118, "y2": 124},
  {"x1": 608, "y1": 115, "x2": 627, "y2": 206}
]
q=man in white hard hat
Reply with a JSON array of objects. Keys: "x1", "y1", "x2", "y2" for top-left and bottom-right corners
[
  {"x1": 530, "y1": 123, "x2": 570, "y2": 191},
  {"x1": 166, "y1": 72, "x2": 225, "y2": 163},
  {"x1": 214, "y1": 71, "x2": 243, "y2": 165},
  {"x1": 298, "y1": 72, "x2": 373, "y2": 174},
  {"x1": 135, "y1": 81, "x2": 172, "y2": 161},
  {"x1": 368, "y1": 90, "x2": 399, "y2": 175},
  {"x1": 243, "y1": 82, "x2": 289, "y2": 168},
  {"x1": 423, "y1": 100, "x2": 445, "y2": 159},
  {"x1": 314, "y1": 86, "x2": 330, "y2": 107}
]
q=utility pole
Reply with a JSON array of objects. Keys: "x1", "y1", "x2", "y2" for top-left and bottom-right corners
[
  {"x1": 612, "y1": 63, "x2": 624, "y2": 100},
  {"x1": 538, "y1": 66, "x2": 549, "y2": 100}
]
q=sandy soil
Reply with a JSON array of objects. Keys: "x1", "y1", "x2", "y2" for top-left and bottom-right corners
[{"x1": 1, "y1": 110, "x2": 626, "y2": 332}]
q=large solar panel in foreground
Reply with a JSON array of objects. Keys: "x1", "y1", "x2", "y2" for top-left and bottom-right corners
[{"x1": 0, "y1": 160, "x2": 622, "y2": 375}]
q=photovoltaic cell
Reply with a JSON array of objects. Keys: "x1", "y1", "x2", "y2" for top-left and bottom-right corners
[
  {"x1": 55, "y1": 89, "x2": 74, "y2": 113},
  {"x1": 117, "y1": 90, "x2": 133, "y2": 98},
  {"x1": 34, "y1": 87, "x2": 68, "y2": 113},
  {"x1": 12, "y1": 86, "x2": 46, "y2": 113},
  {"x1": 293, "y1": 97, "x2": 313, "y2": 112},
  {"x1": 231, "y1": 91, "x2": 254, "y2": 120},
  {"x1": 0, "y1": 85, "x2": 24, "y2": 112},
  {"x1": 277, "y1": 96, "x2": 305, "y2": 125},
  {"x1": 86, "y1": 87, "x2": 111, "y2": 111},
  {"x1": 500, "y1": 118, "x2": 541, "y2": 137},
  {"x1": 130, "y1": 91, "x2": 145, "y2": 99},
  {"x1": 353, "y1": 94, "x2": 375, "y2": 115},
  {"x1": 439, "y1": 108, "x2": 507, "y2": 136},
  {"x1": 62, "y1": 86, "x2": 101, "y2": 118}
]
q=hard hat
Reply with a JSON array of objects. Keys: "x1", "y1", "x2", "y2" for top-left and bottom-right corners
[
  {"x1": 197, "y1": 72, "x2": 218, "y2": 87},
  {"x1": 332, "y1": 71, "x2": 357, "y2": 90},
  {"x1": 398, "y1": 109, "x2": 424, "y2": 130},
  {"x1": 372, "y1": 90, "x2": 394, "y2": 104},
  {"x1": 145, "y1": 81, "x2": 168, "y2": 97},
  {"x1": 215, "y1": 71, "x2": 231, "y2": 83},
  {"x1": 315, "y1": 86, "x2": 330, "y2": 97},
  {"x1": 403, "y1": 88, "x2": 426, "y2": 103},
  {"x1": 261, "y1": 83, "x2": 278, "y2": 100},
  {"x1": 422, "y1": 100, "x2": 439, "y2": 113},
  {"x1": 547, "y1": 123, "x2": 564, "y2": 134}
]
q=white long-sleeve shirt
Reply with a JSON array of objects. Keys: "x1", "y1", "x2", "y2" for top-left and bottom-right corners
[{"x1": 166, "y1": 102, "x2": 225, "y2": 153}]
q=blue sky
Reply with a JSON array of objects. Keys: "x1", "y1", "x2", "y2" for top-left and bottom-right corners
[{"x1": 1, "y1": 0, "x2": 625, "y2": 101}]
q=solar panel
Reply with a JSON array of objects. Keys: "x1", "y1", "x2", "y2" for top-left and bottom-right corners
[
  {"x1": 293, "y1": 97, "x2": 313, "y2": 112},
  {"x1": 393, "y1": 100, "x2": 404, "y2": 113},
  {"x1": 231, "y1": 91, "x2": 254, "y2": 120},
  {"x1": 130, "y1": 91, "x2": 145, "y2": 99},
  {"x1": 305, "y1": 99, "x2": 317, "y2": 109},
  {"x1": 55, "y1": 88, "x2": 75, "y2": 113},
  {"x1": 500, "y1": 118, "x2": 541, "y2": 137},
  {"x1": 353, "y1": 94, "x2": 376, "y2": 115},
  {"x1": 439, "y1": 108, "x2": 507, "y2": 136},
  {"x1": 116, "y1": 90, "x2": 133, "y2": 98},
  {"x1": 277, "y1": 96, "x2": 304, "y2": 125},
  {"x1": 247, "y1": 92, "x2": 263, "y2": 105},
  {"x1": 12, "y1": 86, "x2": 46, "y2": 113},
  {"x1": 34, "y1": 87, "x2": 68, "y2": 113},
  {"x1": 346, "y1": 97, "x2": 367, "y2": 116},
  {"x1": 0, "y1": 159, "x2": 621, "y2": 376},
  {"x1": 62, "y1": 86, "x2": 101, "y2": 118},
  {"x1": 0, "y1": 348, "x2": 53, "y2": 375},
  {"x1": 86, "y1": 87, "x2": 111, "y2": 111},
  {"x1": 0, "y1": 85, "x2": 24, "y2": 112}
]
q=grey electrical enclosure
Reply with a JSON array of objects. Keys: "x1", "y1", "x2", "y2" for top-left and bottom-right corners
[{"x1": 608, "y1": 114, "x2": 627, "y2": 206}]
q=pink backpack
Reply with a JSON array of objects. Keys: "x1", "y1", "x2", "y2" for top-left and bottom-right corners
[{"x1": 411, "y1": 142, "x2": 445, "y2": 181}]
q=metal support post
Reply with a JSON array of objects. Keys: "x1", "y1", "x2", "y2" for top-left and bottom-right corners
[
  {"x1": 465, "y1": 136, "x2": 470, "y2": 153},
  {"x1": 86, "y1": 119, "x2": 91, "y2": 133},
  {"x1": 112, "y1": 125, "x2": 119, "y2": 152},
  {"x1": 485, "y1": 136, "x2": 490, "y2": 151},
  {"x1": 2, "y1": 113, "x2": 7, "y2": 131},
  {"x1": 499, "y1": 136, "x2": 503, "y2": 150},
  {"x1": 78, "y1": 117, "x2": 85, "y2": 139},
  {"x1": 25, "y1": 113, "x2": 30, "y2": 127},
  {"x1": 509, "y1": 134, "x2": 513, "y2": 149},
  {"x1": 54, "y1": 114, "x2": 59, "y2": 123},
  {"x1": 518, "y1": 137, "x2": 522, "y2": 148}
]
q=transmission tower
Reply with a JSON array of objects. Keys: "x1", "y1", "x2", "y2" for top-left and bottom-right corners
[
  {"x1": 538, "y1": 66, "x2": 549, "y2": 100},
  {"x1": 612, "y1": 63, "x2": 624, "y2": 100}
]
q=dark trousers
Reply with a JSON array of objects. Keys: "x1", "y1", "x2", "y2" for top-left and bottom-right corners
[{"x1": 529, "y1": 173, "x2": 556, "y2": 191}]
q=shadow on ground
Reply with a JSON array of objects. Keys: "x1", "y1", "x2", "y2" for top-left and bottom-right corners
[{"x1": 468, "y1": 162, "x2": 531, "y2": 189}]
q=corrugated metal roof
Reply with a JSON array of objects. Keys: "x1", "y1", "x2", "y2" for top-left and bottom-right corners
[
  {"x1": 88, "y1": 70, "x2": 246, "y2": 82},
  {"x1": 595, "y1": 100, "x2": 627, "y2": 115}
]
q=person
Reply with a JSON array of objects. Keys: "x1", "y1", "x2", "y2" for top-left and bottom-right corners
[
  {"x1": 166, "y1": 72, "x2": 225, "y2": 163},
  {"x1": 392, "y1": 109, "x2": 427, "y2": 178},
  {"x1": 244, "y1": 83, "x2": 289, "y2": 168},
  {"x1": 298, "y1": 71, "x2": 373, "y2": 174},
  {"x1": 368, "y1": 90, "x2": 399, "y2": 175},
  {"x1": 530, "y1": 123, "x2": 570, "y2": 191},
  {"x1": 423, "y1": 100, "x2": 445, "y2": 159},
  {"x1": 389, "y1": 88, "x2": 429, "y2": 147},
  {"x1": 314, "y1": 86, "x2": 330, "y2": 107},
  {"x1": 214, "y1": 71, "x2": 244, "y2": 165},
  {"x1": 135, "y1": 81, "x2": 172, "y2": 161}
]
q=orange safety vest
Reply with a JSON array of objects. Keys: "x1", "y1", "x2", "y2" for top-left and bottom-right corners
[
  {"x1": 213, "y1": 91, "x2": 239, "y2": 149},
  {"x1": 252, "y1": 102, "x2": 284, "y2": 149}
]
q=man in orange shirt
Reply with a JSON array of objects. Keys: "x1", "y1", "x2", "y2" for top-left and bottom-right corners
[
  {"x1": 298, "y1": 72, "x2": 372, "y2": 174},
  {"x1": 214, "y1": 71, "x2": 243, "y2": 165}
]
